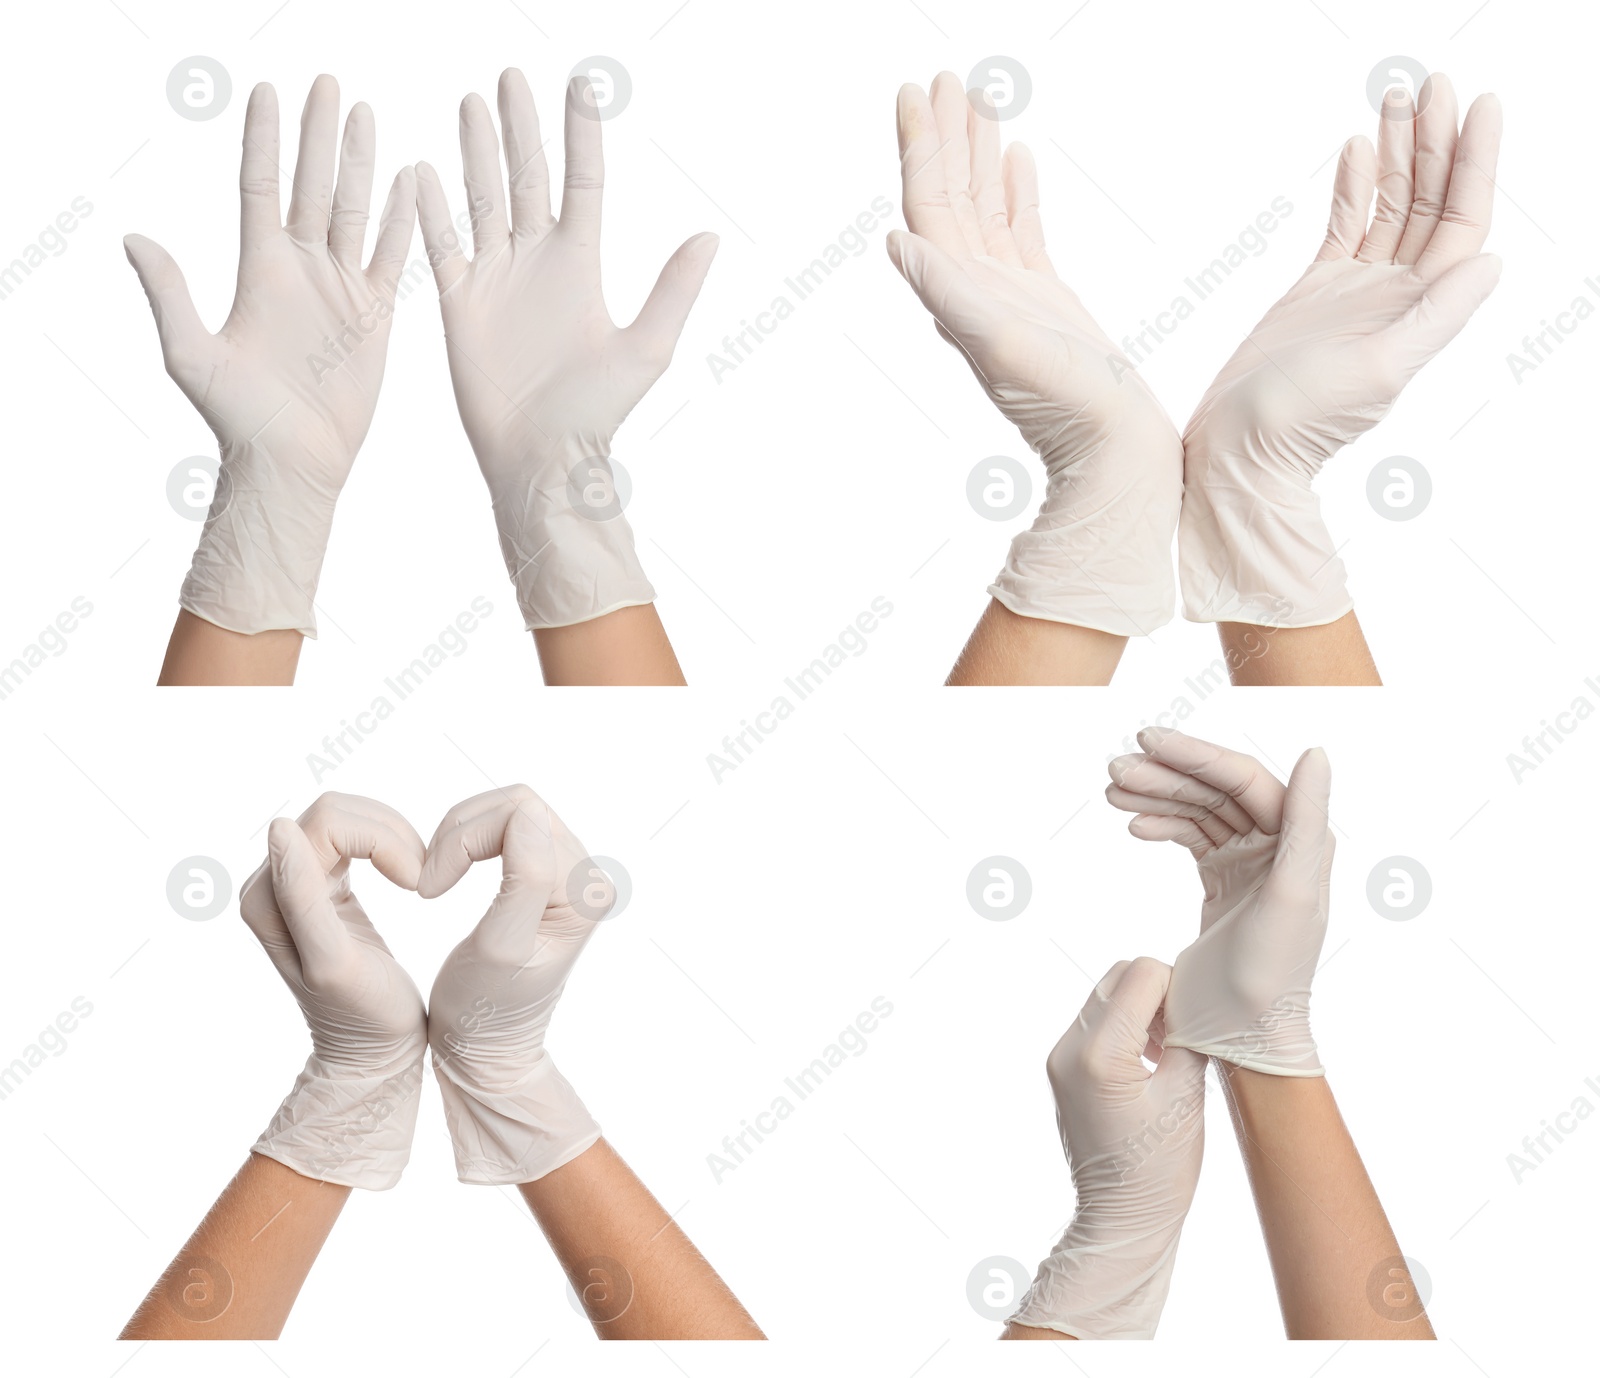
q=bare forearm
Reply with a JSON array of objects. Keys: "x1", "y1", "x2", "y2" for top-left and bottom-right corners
[
  {"x1": 948, "y1": 599, "x2": 1125, "y2": 685},
  {"x1": 518, "y1": 1138, "x2": 762, "y2": 1339},
  {"x1": 158, "y1": 609, "x2": 303, "y2": 685},
  {"x1": 532, "y1": 604, "x2": 685, "y2": 685},
  {"x1": 1216, "y1": 612, "x2": 1379, "y2": 686},
  {"x1": 1217, "y1": 1065, "x2": 1432, "y2": 1339},
  {"x1": 120, "y1": 1153, "x2": 349, "y2": 1339}
]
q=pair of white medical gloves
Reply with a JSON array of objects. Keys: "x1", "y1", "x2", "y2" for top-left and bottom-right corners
[
  {"x1": 1010, "y1": 728, "x2": 1334, "y2": 1338},
  {"x1": 125, "y1": 71, "x2": 714, "y2": 638},
  {"x1": 240, "y1": 788, "x2": 612, "y2": 1190},
  {"x1": 890, "y1": 73, "x2": 1501, "y2": 631}
]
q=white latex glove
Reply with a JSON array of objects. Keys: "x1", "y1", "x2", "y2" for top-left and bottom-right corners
[
  {"x1": 125, "y1": 76, "x2": 416, "y2": 637},
  {"x1": 1011, "y1": 958, "x2": 1206, "y2": 1341},
  {"x1": 421, "y1": 785, "x2": 609, "y2": 1183},
  {"x1": 888, "y1": 75, "x2": 1182, "y2": 637},
  {"x1": 1107, "y1": 727, "x2": 1334, "y2": 1075},
  {"x1": 415, "y1": 70, "x2": 718, "y2": 631},
  {"x1": 241, "y1": 794, "x2": 428, "y2": 1189},
  {"x1": 1180, "y1": 75, "x2": 1502, "y2": 626}
]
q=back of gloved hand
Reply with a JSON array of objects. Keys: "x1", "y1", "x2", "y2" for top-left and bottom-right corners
[
  {"x1": 242, "y1": 794, "x2": 428, "y2": 1189},
  {"x1": 1011, "y1": 958, "x2": 1206, "y2": 1340},
  {"x1": 889, "y1": 74, "x2": 1182, "y2": 637},
  {"x1": 421, "y1": 786, "x2": 609, "y2": 1183},
  {"x1": 1179, "y1": 75, "x2": 1502, "y2": 626},
  {"x1": 415, "y1": 70, "x2": 717, "y2": 632},
  {"x1": 1107, "y1": 727, "x2": 1334, "y2": 1075},
  {"x1": 125, "y1": 76, "x2": 415, "y2": 637}
]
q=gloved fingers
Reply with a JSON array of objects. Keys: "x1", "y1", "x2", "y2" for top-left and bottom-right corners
[
  {"x1": 329, "y1": 100, "x2": 375, "y2": 268},
  {"x1": 459, "y1": 91, "x2": 511, "y2": 255},
  {"x1": 1356, "y1": 88, "x2": 1415, "y2": 264},
  {"x1": 560, "y1": 75, "x2": 604, "y2": 235},
  {"x1": 1414, "y1": 92, "x2": 1502, "y2": 277},
  {"x1": 295, "y1": 793, "x2": 426, "y2": 891},
  {"x1": 1149, "y1": 1041, "x2": 1208, "y2": 1103},
  {"x1": 1127, "y1": 812, "x2": 1224, "y2": 857},
  {"x1": 1377, "y1": 253, "x2": 1501, "y2": 380},
  {"x1": 365, "y1": 166, "x2": 416, "y2": 297},
  {"x1": 929, "y1": 71, "x2": 987, "y2": 257},
  {"x1": 266, "y1": 816, "x2": 357, "y2": 988},
  {"x1": 1002, "y1": 144, "x2": 1056, "y2": 277},
  {"x1": 895, "y1": 82, "x2": 968, "y2": 257},
  {"x1": 415, "y1": 161, "x2": 469, "y2": 294},
  {"x1": 122, "y1": 234, "x2": 211, "y2": 377},
  {"x1": 499, "y1": 67, "x2": 554, "y2": 239},
  {"x1": 1107, "y1": 785, "x2": 1238, "y2": 850},
  {"x1": 624, "y1": 232, "x2": 720, "y2": 371},
  {"x1": 238, "y1": 82, "x2": 282, "y2": 251},
  {"x1": 1264, "y1": 747, "x2": 1332, "y2": 904},
  {"x1": 1136, "y1": 727, "x2": 1287, "y2": 836},
  {"x1": 967, "y1": 90, "x2": 1022, "y2": 265},
  {"x1": 1394, "y1": 73, "x2": 1461, "y2": 265},
  {"x1": 285, "y1": 74, "x2": 341, "y2": 245},
  {"x1": 419, "y1": 785, "x2": 554, "y2": 899},
  {"x1": 1313, "y1": 135, "x2": 1376, "y2": 262},
  {"x1": 1108, "y1": 749, "x2": 1257, "y2": 837}
]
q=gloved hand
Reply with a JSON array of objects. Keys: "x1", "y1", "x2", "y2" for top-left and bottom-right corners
[
  {"x1": 415, "y1": 70, "x2": 718, "y2": 632},
  {"x1": 1106, "y1": 727, "x2": 1334, "y2": 1075},
  {"x1": 1179, "y1": 74, "x2": 1502, "y2": 626},
  {"x1": 888, "y1": 74, "x2": 1182, "y2": 637},
  {"x1": 1011, "y1": 958, "x2": 1206, "y2": 1341},
  {"x1": 125, "y1": 76, "x2": 416, "y2": 637},
  {"x1": 241, "y1": 794, "x2": 429, "y2": 1189},
  {"x1": 421, "y1": 785, "x2": 609, "y2": 1183}
]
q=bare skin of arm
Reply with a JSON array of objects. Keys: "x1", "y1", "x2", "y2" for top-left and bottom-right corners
[
  {"x1": 1216, "y1": 1064, "x2": 1433, "y2": 1339},
  {"x1": 120, "y1": 1153, "x2": 348, "y2": 1339},
  {"x1": 1217, "y1": 612, "x2": 1380, "y2": 686},
  {"x1": 947, "y1": 600, "x2": 1126, "y2": 686},
  {"x1": 519, "y1": 1138, "x2": 762, "y2": 1339},
  {"x1": 158, "y1": 610, "x2": 303, "y2": 686},
  {"x1": 532, "y1": 604, "x2": 686, "y2": 686}
]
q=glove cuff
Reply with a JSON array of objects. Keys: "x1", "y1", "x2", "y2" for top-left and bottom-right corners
[
  {"x1": 252, "y1": 1052, "x2": 426, "y2": 1190},
  {"x1": 1178, "y1": 448, "x2": 1352, "y2": 627},
  {"x1": 485, "y1": 456, "x2": 654, "y2": 632},
  {"x1": 988, "y1": 446, "x2": 1180, "y2": 638},
  {"x1": 180, "y1": 439, "x2": 340, "y2": 638},
  {"x1": 431, "y1": 1049, "x2": 601, "y2": 1185},
  {"x1": 1009, "y1": 1210, "x2": 1189, "y2": 1340}
]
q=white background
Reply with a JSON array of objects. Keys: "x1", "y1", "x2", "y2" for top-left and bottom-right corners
[{"x1": 0, "y1": 0, "x2": 1594, "y2": 1373}]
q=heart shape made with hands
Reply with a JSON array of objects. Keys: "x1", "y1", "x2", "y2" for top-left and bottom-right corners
[{"x1": 241, "y1": 786, "x2": 615, "y2": 1188}]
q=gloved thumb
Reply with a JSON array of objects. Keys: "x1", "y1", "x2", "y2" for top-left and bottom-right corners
[
  {"x1": 885, "y1": 228, "x2": 993, "y2": 348},
  {"x1": 625, "y1": 231, "x2": 719, "y2": 373},
  {"x1": 1266, "y1": 747, "x2": 1332, "y2": 901},
  {"x1": 267, "y1": 817, "x2": 353, "y2": 988},
  {"x1": 122, "y1": 233, "x2": 210, "y2": 375},
  {"x1": 1380, "y1": 254, "x2": 1502, "y2": 382}
]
